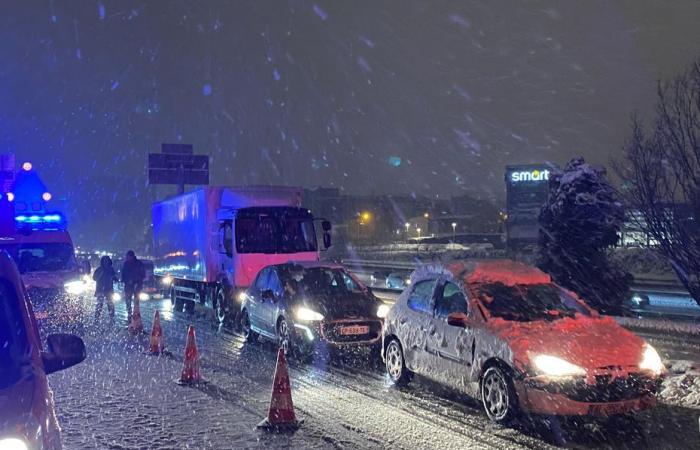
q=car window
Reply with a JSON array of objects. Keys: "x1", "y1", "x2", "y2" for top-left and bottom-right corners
[
  {"x1": 341, "y1": 271, "x2": 363, "y2": 292},
  {"x1": 0, "y1": 280, "x2": 29, "y2": 390},
  {"x1": 254, "y1": 268, "x2": 270, "y2": 291},
  {"x1": 268, "y1": 270, "x2": 283, "y2": 296},
  {"x1": 407, "y1": 279, "x2": 437, "y2": 313},
  {"x1": 435, "y1": 282, "x2": 468, "y2": 319}
]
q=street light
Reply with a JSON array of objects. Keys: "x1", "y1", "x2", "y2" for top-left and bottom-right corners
[
  {"x1": 404, "y1": 222, "x2": 410, "y2": 241},
  {"x1": 416, "y1": 227, "x2": 421, "y2": 239},
  {"x1": 423, "y1": 212, "x2": 430, "y2": 219},
  {"x1": 451, "y1": 222, "x2": 457, "y2": 243}
]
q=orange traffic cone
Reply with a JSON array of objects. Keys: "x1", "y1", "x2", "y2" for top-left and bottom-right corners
[
  {"x1": 148, "y1": 310, "x2": 165, "y2": 355},
  {"x1": 178, "y1": 325, "x2": 203, "y2": 385},
  {"x1": 128, "y1": 298, "x2": 144, "y2": 335},
  {"x1": 257, "y1": 348, "x2": 301, "y2": 431}
]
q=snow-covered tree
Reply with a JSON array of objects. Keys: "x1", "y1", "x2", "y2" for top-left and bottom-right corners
[
  {"x1": 615, "y1": 61, "x2": 700, "y2": 307},
  {"x1": 538, "y1": 157, "x2": 631, "y2": 314}
]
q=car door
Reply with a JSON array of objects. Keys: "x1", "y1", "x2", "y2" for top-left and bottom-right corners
[
  {"x1": 401, "y1": 278, "x2": 438, "y2": 375},
  {"x1": 427, "y1": 280, "x2": 477, "y2": 390},
  {"x1": 263, "y1": 268, "x2": 284, "y2": 336},
  {"x1": 248, "y1": 268, "x2": 270, "y2": 332}
]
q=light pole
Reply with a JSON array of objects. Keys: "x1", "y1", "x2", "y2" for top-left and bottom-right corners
[
  {"x1": 451, "y1": 222, "x2": 457, "y2": 243},
  {"x1": 404, "y1": 222, "x2": 410, "y2": 241},
  {"x1": 416, "y1": 227, "x2": 421, "y2": 239}
]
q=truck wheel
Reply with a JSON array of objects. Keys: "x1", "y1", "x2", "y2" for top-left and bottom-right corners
[
  {"x1": 215, "y1": 288, "x2": 228, "y2": 325},
  {"x1": 184, "y1": 300, "x2": 195, "y2": 315},
  {"x1": 171, "y1": 287, "x2": 184, "y2": 313}
]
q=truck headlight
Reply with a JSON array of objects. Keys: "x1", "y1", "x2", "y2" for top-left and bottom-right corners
[
  {"x1": 376, "y1": 304, "x2": 391, "y2": 319},
  {"x1": 640, "y1": 344, "x2": 664, "y2": 375},
  {"x1": 295, "y1": 306, "x2": 324, "y2": 322},
  {"x1": 0, "y1": 437, "x2": 29, "y2": 450},
  {"x1": 64, "y1": 280, "x2": 86, "y2": 295},
  {"x1": 532, "y1": 354, "x2": 586, "y2": 377},
  {"x1": 161, "y1": 275, "x2": 173, "y2": 286}
]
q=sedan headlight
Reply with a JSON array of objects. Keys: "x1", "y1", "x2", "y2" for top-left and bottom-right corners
[
  {"x1": 0, "y1": 437, "x2": 29, "y2": 450},
  {"x1": 295, "y1": 306, "x2": 324, "y2": 322},
  {"x1": 139, "y1": 292, "x2": 150, "y2": 301},
  {"x1": 376, "y1": 303, "x2": 391, "y2": 319},
  {"x1": 640, "y1": 344, "x2": 664, "y2": 375},
  {"x1": 532, "y1": 354, "x2": 586, "y2": 377},
  {"x1": 64, "y1": 280, "x2": 87, "y2": 295}
]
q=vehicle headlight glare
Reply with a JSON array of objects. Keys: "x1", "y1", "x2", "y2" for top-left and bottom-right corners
[
  {"x1": 640, "y1": 344, "x2": 664, "y2": 375},
  {"x1": 0, "y1": 437, "x2": 30, "y2": 450},
  {"x1": 532, "y1": 354, "x2": 586, "y2": 377},
  {"x1": 63, "y1": 280, "x2": 86, "y2": 295},
  {"x1": 161, "y1": 275, "x2": 173, "y2": 286},
  {"x1": 112, "y1": 292, "x2": 122, "y2": 301},
  {"x1": 295, "y1": 306, "x2": 324, "y2": 322},
  {"x1": 376, "y1": 304, "x2": 391, "y2": 319},
  {"x1": 139, "y1": 292, "x2": 150, "y2": 301}
]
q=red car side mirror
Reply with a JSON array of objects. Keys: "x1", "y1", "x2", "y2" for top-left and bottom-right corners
[{"x1": 447, "y1": 312, "x2": 469, "y2": 328}]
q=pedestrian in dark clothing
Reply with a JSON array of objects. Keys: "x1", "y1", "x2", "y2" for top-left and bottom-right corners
[
  {"x1": 121, "y1": 250, "x2": 145, "y2": 322},
  {"x1": 93, "y1": 255, "x2": 117, "y2": 322}
]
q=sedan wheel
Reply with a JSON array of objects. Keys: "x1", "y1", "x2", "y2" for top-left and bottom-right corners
[
  {"x1": 481, "y1": 366, "x2": 518, "y2": 423},
  {"x1": 215, "y1": 289, "x2": 227, "y2": 325},
  {"x1": 385, "y1": 339, "x2": 412, "y2": 386}
]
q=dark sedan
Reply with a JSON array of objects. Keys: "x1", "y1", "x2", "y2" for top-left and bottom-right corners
[{"x1": 240, "y1": 262, "x2": 390, "y2": 360}]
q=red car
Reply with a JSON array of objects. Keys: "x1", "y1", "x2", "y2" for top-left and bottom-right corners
[
  {"x1": 0, "y1": 251, "x2": 86, "y2": 450},
  {"x1": 382, "y1": 260, "x2": 665, "y2": 423}
]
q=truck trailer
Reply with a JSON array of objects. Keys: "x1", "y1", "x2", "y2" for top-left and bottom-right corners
[{"x1": 152, "y1": 186, "x2": 331, "y2": 325}]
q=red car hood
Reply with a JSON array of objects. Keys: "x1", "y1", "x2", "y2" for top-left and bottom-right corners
[{"x1": 489, "y1": 315, "x2": 646, "y2": 370}]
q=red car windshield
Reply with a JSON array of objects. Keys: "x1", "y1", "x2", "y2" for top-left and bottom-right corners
[
  {"x1": 0, "y1": 280, "x2": 30, "y2": 389},
  {"x1": 474, "y1": 282, "x2": 590, "y2": 322}
]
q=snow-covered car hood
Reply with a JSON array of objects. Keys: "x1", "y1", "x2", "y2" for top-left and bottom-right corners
[
  {"x1": 488, "y1": 315, "x2": 646, "y2": 370},
  {"x1": 21, "y1": 271, "x2": 79, "y2": 290}
]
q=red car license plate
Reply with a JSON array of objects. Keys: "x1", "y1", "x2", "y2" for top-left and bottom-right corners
[
  {"x1": 339, "y1": 325, "x2": 369, "y2": 336},
  {"x1": 588, "y1": 403, "x2": 631, "y2": 416}
]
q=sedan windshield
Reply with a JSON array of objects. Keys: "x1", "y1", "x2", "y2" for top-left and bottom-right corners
[
  {"x1": 282, "y1": 267, "x2": 365, "y2": 297},
  {"x1": 473, "y1": 282, "x2": 590, "y2": 322},
  {"x1": 0, "y1": 280, "x2": 30, "y2": 389}
]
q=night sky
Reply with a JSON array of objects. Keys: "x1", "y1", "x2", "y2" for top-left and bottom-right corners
[{"x1": 2, "y1": 1, "x2": 700, "y2": 250}]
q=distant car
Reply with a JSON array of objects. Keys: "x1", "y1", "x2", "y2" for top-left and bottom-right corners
[
  {"x1": 0, "y1": 251, "x2": 86, "y2": 450},
  {"x1": 382, "y1": 260, "x2": 665, "y2": 424},
  {"x1": 370, "y1": 270, "x2": 390, "y2": 287},
  {"x1": 240, "y1": 262, "x2": 389, "y2": 359},
  {"x1": 385, "y1": 272, "x2": 411, "y2": 290}
]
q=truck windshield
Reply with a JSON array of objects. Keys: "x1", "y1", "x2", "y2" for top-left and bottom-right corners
[
  {"x1": 0, "y1": 243, "x2": 77, "y2": 273},
  {"x1": 0, "y1": 280, "x2": 30, "y2": 389},
  {"x1": 236, "y1": 207, "x2": 317, "y2": 254}
]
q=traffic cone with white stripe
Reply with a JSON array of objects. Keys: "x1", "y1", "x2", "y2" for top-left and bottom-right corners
[
  {"x1": 177, "y1": 325, "x2": 204, "y2": 385},
  {"x1": 257, "y1": 347, "x2": 301, "y2": 432},
  {"x1": 148, "y1": 310, "x2": 165, "y2": 355}
]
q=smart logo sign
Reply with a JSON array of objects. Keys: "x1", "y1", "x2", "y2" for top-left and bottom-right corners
[{"x1": 510, "y1": 168, "x2": 550, "y2": 183}]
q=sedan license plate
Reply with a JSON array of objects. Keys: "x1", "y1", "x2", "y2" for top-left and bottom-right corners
[
  {"x1": 339, "y1": 325, "x2": 369, "y2": 336},
  {"x1": 588, "y1": 403, "x2": 631, "y2": 416}
]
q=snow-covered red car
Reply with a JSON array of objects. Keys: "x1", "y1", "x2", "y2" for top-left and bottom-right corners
[
  {"x1": 382, "y1": 260, "x2": 665, "y2": 423},
  {"x1": 0, "y1": 251, "x2": 86, "y2": 450}
]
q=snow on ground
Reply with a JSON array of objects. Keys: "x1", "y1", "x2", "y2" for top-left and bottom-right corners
[
  {"x1": 614, "y1": 316, "x2": 700, "y2": 337},
  {"x1": 660, "y1": 361, "x2": 700, "y2": 409}
]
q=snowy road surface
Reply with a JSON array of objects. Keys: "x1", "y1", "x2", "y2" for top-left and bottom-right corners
[{"x1": 44, "y1": 295, "x2": 700, "y2": 450}]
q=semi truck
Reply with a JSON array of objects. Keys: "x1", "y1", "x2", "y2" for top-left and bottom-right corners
[{"x1": 152, "y1": 186, "x2": 331, "y2": 325}]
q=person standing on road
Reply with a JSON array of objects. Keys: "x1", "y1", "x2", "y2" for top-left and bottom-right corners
[
  {"x1": 121, "y1": 250, "x2": 145, "y2": 323},
  {"x1": 93, "y1": 255, "x2": 117, "y2": 323}
]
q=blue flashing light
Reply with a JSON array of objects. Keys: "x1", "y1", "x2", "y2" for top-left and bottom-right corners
[{"x1": 14, "y1": 213, "x2": 66, "y2": 230}]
